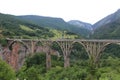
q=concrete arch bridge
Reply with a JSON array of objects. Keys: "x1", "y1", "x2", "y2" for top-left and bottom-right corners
[{"x1": 1, "y1": 38, "x2": 120, "y2": 70}]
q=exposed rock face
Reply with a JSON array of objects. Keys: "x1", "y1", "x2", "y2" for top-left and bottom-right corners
[
  {"x1": 0, "y1": 43, "x2": 27, "y2": 70},
  {"x1": 1, "y1": 43, "x2": 20, "y2": 70},
  {"x1": 10, "y1": 43, "x2": 20, "y2": 70},
  {"x1": 0, "y1": 43, "x2": 60, "y2": 70},
  {"x1": 68, "y1": 20, "x2": 93, "y2": 31}
]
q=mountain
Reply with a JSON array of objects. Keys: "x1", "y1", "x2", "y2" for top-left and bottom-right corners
[
  {"x1": 0, "y1": 13, "x2": 80, "y2": 39},
  {"x1": 93, "y1": 9, "x2": 120, "y2": 30},
  {"x1": 17, "y1": 15, "x2": 91, "y2": 37},
  {"x1": 92, "y1": 9, "x2": 120, "y2": 39},
  {"x1": 68, "y1": 20, "x2": 93, "y2": 31},
  {"x1": 92, "y1": 19, "x2": 120, "y2": 39},
  {"x1": 0, "y1": 13, "x2": 54, "y2": 39}
]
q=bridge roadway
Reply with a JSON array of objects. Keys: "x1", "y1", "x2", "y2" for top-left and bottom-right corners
[
  {"x1": 6, "y1": 38, "x2": 120, "y2": 42},
  {"x1": 5, "y1": 38, "x2": 120, "y2": 70}
]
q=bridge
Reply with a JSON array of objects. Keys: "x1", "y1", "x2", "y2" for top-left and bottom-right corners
[{"x1": 1, "y1": 38, "x2": 120, "y2": 70}]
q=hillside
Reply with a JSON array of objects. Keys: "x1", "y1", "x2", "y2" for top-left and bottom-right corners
[
  {"x1": 0, "y1": 13, "x2": 79, "y2": 39},
  {"x1": 92, "y1": 9, "x2": 120, "y2": 39},
  {"x1": 68, "y1": 20, "x2": 92, "y2": 30},
  {"x1": 0, "y1": 13, "x2": 54, "y2": 39},
  {"x1": 93, "y1": 9, "x2": 120, "y2": 30},
  {"x1": 92, "y1": 19, "x2": 120, "y2": 39},
  {"x1": 17, "y1": 15, "x2": 91, "y2": 37}
]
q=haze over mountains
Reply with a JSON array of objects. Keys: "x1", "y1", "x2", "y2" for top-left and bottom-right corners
[{"x1": 0, "y1": 9, "x2": 120, "y2": 39}]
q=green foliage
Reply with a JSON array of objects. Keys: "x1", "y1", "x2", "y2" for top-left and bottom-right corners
[
  {"x1": 0, "y1": 38, "x2": 7, "y2": 47},
  {"x1": 0, "y1": 58, "x2": 16, "y2": 80},
  {"x1": 97, "y1": 56, "x2": 120, "y2": 80},
  {"x1": 45, "y1": 66, "x2": 87, "y2": 80},
  {"x1": 92, "y1": 19, "x2": 120, "y2": 39},
  {"x1": 20, "y1": 25, "x2": 35, "y2": 32},
  {"x1": 17, "y1": 15, "x2": 89, "y2": 37},
  {"x1": 102, "y1": 44, "x2": 120, "y2": 58},
  {"x1": 17, "y1": 65, "x2": 45, "y2": 80},
  {"x1": 0, "y1": 13, "x2": 55, "y2": 38},
  {"x1": 25, "y1": 53, "x2": 46, "y2": 68},
  {"x1": 16, "y1": 50, "x2": 120, "y2": 80},
  {"x1": 50, "y1": 29, "x2": 79, "y2": 39}
]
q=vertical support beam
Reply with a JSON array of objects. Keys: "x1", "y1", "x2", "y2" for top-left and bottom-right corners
[
  {"x1": 42, "y1": 40, "x2": 52, "y2": 70},
  {"x1": 57, "y1": 40, "x2": 73, "y2": 68},
  {"x1": 27, "y1": 40, "x2": 37, "y2": 55},
  {"x1": 31, "y1": 40, "x2": 36, "y2": 54},
  {"x1": 81, "y1": 41, "x2": 108, "y2": 67},
  {"x1": 80, "y1": 41, "x2": 109, "y2": 80}
]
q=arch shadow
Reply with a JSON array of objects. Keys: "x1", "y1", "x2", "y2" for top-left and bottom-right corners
[
  {"x1": 101, "y1": 42, "x2": 120, "y2": 59},
  {"x1": 71, "y1": 41, "x2": 89, "y2": 60}
]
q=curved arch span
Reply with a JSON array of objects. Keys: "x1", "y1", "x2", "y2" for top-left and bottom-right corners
[{"x1": 8, "y1": 40, "x2": 29, "y2": 50}]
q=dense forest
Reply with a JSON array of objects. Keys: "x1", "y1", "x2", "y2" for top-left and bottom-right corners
[
  {"x1": 17, "y1": 15, "x2": 91, "y2": 37},
  {"x1": 0, "y1": 13, "x2": 79, "y2": 39},
  {"x1": 0, "y1": 42, "x2": 120, "y2": 80},
  {"x1": 0, "y1": 13, "x2": 55, "y2": 39},
  {"x1": 0, "y1": 13, "x2": 120, "y2": 80}
]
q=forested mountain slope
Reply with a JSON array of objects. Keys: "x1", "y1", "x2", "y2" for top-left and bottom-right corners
[
  {"x1": 92, "y1": 19, "x2": 120, "y2": 39},
  {"x1": 93, "y1": 9, "x2": 120, "y2": 30},
  {"x1": 0, "y1": 13, "x2": 54, "y2": 38},
  {"x1": 0, "y1": 13, "x2": 79, "y2": 39},
  {"x1": 91, "y1": 9, "x2": 120, "y2": 39},
  {"x1": 17, "y1": 15, "x2": 91, "y2": 37}
]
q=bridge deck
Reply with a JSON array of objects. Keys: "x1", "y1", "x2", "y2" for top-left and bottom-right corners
[{"x1": 6, "y1": 38, "x2": 120, "y2": 43}]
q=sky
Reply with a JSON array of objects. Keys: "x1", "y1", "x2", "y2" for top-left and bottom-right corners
[{"x1": 0, "y1": 0, "x2": 120, "y2": 24}]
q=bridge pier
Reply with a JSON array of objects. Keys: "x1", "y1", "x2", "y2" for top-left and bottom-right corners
[
  {"x1": 28, "y1": 41, "x2": 37, "y2": 55},
  {"x1": 57, "y1": 41, "x2": 73, "y2": 68},
  {"x1": 81, "y1": 41, "x2": 108, "y2": 68},
  {"x1": 42, "y1": 41, "x2": 52, "y2": 70},
  {"x1": 80, "y1": 41, "x2": 109, "y2": 80}
]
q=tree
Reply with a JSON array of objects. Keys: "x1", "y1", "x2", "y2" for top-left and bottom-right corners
[{"x1": 0, "y1": 58, "x2": 16, "y2": 80}]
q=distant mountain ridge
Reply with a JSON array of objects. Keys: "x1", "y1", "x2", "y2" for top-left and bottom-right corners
[
  {"x1": 68, "y1": 20, "x2": 93, "y2": 31},
  {"x1": 93, "y1": 9, "x2": 120, "y2": 30},
  {"x1": 17, "y1": 15, "x2": 92, "y2": 37},
  {"x1": 92, "y1": 9, "x2": 120, "y2": 39},
  {"x1": 1, "y1": 8, "x2": 120, "y2": 39}
]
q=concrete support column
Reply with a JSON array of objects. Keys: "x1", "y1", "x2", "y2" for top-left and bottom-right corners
[
  {"x1": 58, "y1": 41, "x2": 73, "y2": 68},
  {"x1": 46, "y1": 47, "x2": 51, "y2": 70},
  {"x1": 26, "y1": 41, "x2": 37, "y2": 55},
  {"x1": 80, "y1": 41, "x2": 109, "y2": 80},
  {"x1": 42, "y1": 41, "x2": 52, "y2": 70},
  {"x1": 31, "y1": 41, "x2": 36, "y2": 55},
  {"x1": 81, "y1": 41, "x2": 108, "y2": 67}
]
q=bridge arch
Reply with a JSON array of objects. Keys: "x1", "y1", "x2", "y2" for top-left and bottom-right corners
[
  {"x1": 71, "y1": 41, "x2": 89, "y2": 60},
  {"x1": 7, "y1": 40, "x2": 30, "y2": 70},
  {"x1": 8, "y1": 40, "x2": 29, "y2": 50},
  {"x1": 101, "y1": 42, "x2": 120, "y2": 58},
  {"x1": 5, "y1": 39, "x2": 120, "y2": 70},
  {"x1": 51, "y1": 41, "x2": 62, "y2": 56}
]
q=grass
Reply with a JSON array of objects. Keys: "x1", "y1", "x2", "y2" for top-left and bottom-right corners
[
  {"x1": 20, "y1": 25, "x2": 35, "y2": 32},
  {"x1": 50, "y1": 29, "x2": 78, "y2": 39}
]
